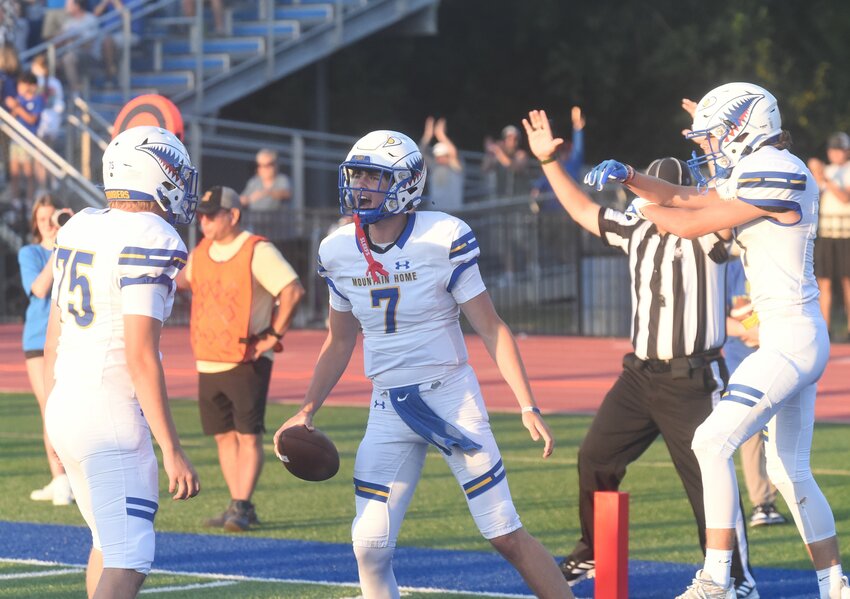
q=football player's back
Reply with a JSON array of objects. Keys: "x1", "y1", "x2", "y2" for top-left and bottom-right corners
[{"x1": 52, "y1": 207, "x2": 186, "y2": 387}]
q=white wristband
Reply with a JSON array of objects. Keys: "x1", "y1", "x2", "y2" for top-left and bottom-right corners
[{"x1": 521, "y1": 406, "x2": 541, "y2": 415}]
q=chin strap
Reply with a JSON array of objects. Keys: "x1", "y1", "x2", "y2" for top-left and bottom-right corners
[{"x1": 353, "y1": 213, "x2": 389, "y2": 282}]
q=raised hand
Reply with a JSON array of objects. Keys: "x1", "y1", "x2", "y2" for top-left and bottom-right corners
[
  {"x1": 422, "y1": 116, "x2": 435, "y2": 143},
  {"x1": 571, "y1": 106, "x2": 585, "y2": 131},
  {"x1": 583, "y1": 159, "x2": 633, "y2": 190},
  {"x1": 522, "y1": 109, "x2": 564, "y2": 162}
]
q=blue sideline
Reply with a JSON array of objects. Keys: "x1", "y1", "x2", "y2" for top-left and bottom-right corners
[{"x1": 0, "y1": 521, "x2": 819, "y2": 597}]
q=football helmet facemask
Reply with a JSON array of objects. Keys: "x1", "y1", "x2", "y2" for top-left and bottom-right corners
[
  {"x1": 103, "y1": 125, "x2": 199, "y2": 225},
  {"x1": 686, "y1": 82, "x2": 782, "y2": 189},
  {"x1": 339, "y1": 130, "x2": 426, "y2": 225}
]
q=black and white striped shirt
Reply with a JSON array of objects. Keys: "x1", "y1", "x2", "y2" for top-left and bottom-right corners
[{"x1": 598, "y1": 206, "x2": 729, "y2": 360}]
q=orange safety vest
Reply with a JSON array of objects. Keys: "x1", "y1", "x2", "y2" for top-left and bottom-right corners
[{"x1": 189, "y1": 234, "x2": 266, "y2": 363}]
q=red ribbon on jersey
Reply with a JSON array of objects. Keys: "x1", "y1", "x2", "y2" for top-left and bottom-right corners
[{"x1": 353, "y1": 214, "x2": 389, "y2": 282}]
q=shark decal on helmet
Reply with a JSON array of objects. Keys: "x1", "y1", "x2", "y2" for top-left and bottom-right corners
[
  {"x1": 136, "y1": 138, "x2": 185, "y2": 189},
  {"x1": 722, "y1": 95, "x2": 761, "y2": 142}
]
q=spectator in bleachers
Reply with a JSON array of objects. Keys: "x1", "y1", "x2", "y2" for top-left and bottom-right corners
[
  {"x1": 808, "y1": 132, "x2": 850, "y2": 343},
  {"x1": 40, "y1": 0, "x2": 67, "y2": 42},
  {"x1": 0, "y1": 1, "x2": 30, "y2": 56},
  {"x1": 57, "y1": 0, "x2": 100, "y2": 95},
  {"x1": 530, "y1": 106, "x2": 585, "y2": 212},
  {"x1": 93, "y1": 0, "x2": 143, "y2": 88},
  {"x1": 18, "y1": 194, "x2": 74, "y2": 506},
  {"x1": 419, "y1": 116, "x2": 464, "y2": 213},
  {"x1": 482, "y1": 124, "x2": 531, "y2": 198},
  {"x1": 182, "y1": 0, "x2": 225, "y2": 36},
  {"x1": 0, "y1": 43, "x2": 20, "y2": 104},
  {"x1": 5, "y1": 71, "x2": 43, "y2": 204},
  {"x1": 240, "y1": 148, "x2": 292, "y2": 211},
  {"x1": 31, "y1": 54, "x2": 64, "y2": 191}
]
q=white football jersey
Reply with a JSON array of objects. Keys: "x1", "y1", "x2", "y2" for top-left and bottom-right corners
[
  {"x1": 716, "y1": 146, "x2": 819, "y2": 317},
  {"x1": 51, "y1": 208, "x2": 186, "y2": 386},
  {"x1": 318, "y1": 211, "x2": 486, "y2": 388}
]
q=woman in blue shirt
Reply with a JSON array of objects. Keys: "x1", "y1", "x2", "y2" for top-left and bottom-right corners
[{"x1": 17, "y1": 195, "x2": 73, "y2": 506}]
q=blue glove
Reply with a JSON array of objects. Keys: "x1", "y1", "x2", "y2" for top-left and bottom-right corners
[{"x1": 583, "y1": 159, "x2": 632, "y2": 191}]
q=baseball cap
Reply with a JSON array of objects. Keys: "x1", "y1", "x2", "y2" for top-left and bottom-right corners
[
  {"x1": 432, "y1": 142, "x2": 450, "y2": 157},
  {"x1": 501, "y1": 125, "x2": 520, "y2": 138},
  {"x1": 827, "y1": 132, "x2": 850, "y2": 150},
  {"x1": 196, "y1": 186, "x2": 240, "y2": 215},
  {"x1": 645, "y1": 157, "x2": 692, "y2": 186}
]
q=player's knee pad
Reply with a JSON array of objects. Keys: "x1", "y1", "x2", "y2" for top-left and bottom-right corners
[
  {"x1": 352, "y1": 493, "x2": 392, "y2": 548},
  {"x1": 353, "y1": 543, "x2": 395, "y2": 572},
  {"x1": 353, "y1": 545, "x2": 399, "y2": 599}
]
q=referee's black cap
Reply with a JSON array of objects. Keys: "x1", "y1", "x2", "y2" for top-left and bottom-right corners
[{"x1": 645, "y1": 157, "x2": 692, "y2": 186}]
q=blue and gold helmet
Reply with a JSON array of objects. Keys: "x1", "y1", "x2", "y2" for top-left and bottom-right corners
[{"x1": 339, "y1": 130, "x2": 427, "y2": 225}]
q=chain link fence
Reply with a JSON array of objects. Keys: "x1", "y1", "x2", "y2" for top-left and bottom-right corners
[{"x1": 6, "y1": 200, "x2": 849, "y2": 338}]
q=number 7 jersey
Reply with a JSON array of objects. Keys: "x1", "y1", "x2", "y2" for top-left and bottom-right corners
[
  {"x1": 51, "y1": 208, "x2": 187, "y2": 386},
  {"x1": 318, "y1": 211, "x2": 486, "y2": 388}
]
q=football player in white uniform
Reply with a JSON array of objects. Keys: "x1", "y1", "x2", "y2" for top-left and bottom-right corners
[
  {"x1": 583, "y1": 83, "x2": 849, "y2": 599},
  {"x1": 274, "y1": 130, "x2": 573, "y2": 599},
  {"x1": 43, "y1": 126, "x2": 201, "y2": 598}
]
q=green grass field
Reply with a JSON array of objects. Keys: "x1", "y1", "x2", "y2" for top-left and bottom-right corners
[{"x1": 1, "y1": 392, "x2": 849, "y2": 597}]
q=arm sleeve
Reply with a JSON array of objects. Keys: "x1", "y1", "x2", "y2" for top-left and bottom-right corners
[
  {"x1": 732, "y1": 168, "x2": 806, "y2": 220},
  {"x1": 564, "y1": 127, "x2": 584, "y2": 179},
  {"x1": 252, "y1": 241, "x2": 299, "y2": 296},
  {"x1": 117, "y1": 233, "x2": 188, "y2": 321},
  {"x1": 447, "y1": 220, "x2": 486, "y2": 304}
]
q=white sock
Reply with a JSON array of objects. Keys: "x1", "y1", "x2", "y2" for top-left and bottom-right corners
[
  {"x1": 704, "y1": 548, "x2": 733, "y2": 588},
  {"x1": 816, "y1": 565, "x2": 843, "y2": 599}
]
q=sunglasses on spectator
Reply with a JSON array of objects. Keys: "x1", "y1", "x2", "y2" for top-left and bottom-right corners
[{"x1": 257, "y1": 162, "x2": 275, "y2": 168}]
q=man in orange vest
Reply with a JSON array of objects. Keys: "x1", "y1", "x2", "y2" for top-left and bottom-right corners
[{"x1": 177, "y1": 186, "x2": 304, "y2": 531}]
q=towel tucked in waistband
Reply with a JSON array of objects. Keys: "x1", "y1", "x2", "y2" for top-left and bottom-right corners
[{"x1": 388, "y1": 384, "x2": 482, "y2": 456}]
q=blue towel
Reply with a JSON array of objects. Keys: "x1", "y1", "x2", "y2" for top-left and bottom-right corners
[{"x1": 388, "y1": 384, "x2": 482, "y2": 456}]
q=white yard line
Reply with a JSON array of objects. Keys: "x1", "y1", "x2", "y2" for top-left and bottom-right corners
[
  {"x1": 0, "y1": 568, "x2": 83, "y2": 579},
  {"x1": 140, "y1": 580, "x2": 238, "y2": 593}
]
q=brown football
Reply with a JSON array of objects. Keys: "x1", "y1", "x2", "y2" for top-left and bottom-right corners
[{"x1": 276, "y1": 426, "x2": 340, "y2": 482}]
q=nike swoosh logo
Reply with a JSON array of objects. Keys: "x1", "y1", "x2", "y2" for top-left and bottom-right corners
[{"x1": 397, "y1": 394, "x2": 408, "y2": 402}]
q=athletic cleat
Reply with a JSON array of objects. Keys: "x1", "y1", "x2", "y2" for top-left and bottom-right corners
[
  {"x1": 30, "y1": 479, "x2": 56, "y2": 501},
  {"x1": 676, "y1": 570, "x2": 735, "y2": 599},
  {"x1": 749, "y1": 503, "x2": 786, "y2": 527},
  {"x1": 735, "y1": 579, "x2": 759, "y2": 599},
  {"x1": 224, "y1": 500, "x2": 258, "y2": 532},
  {"x1": 558, "y1": 556, "x2": 595, "y2": 586},
  {"x1": 205, "y1": 500, "x2": 260, "y2": 528},
  {"x1": 30, "y1": 475, "x2": 74, "y2": 506},
  {"x1": 830, "y1": 575, "x2": 850, "y2": 599},
  {"x1": 51, "y1": 474, "x2": 74, "y2": 506}
]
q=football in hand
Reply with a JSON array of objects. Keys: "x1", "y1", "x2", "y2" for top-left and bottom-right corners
[{"x1": 276, "y1": 426, "x2": 340, "y2": 482}]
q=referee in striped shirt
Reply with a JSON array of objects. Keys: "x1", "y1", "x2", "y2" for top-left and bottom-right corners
[{"x1": 524, "y1": 107, "x2": 757, "y2": 599}]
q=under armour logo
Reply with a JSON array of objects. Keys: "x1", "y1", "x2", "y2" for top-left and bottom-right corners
[
  {"x1": 395, "y1": 260, "x2": 411, "y2": 270},
  {"x1": 373, "y1": 400, "x2": 385, "y2": 410},
  {"x1": 397, "y1": 394, "x2": 409, "y2": 402}
]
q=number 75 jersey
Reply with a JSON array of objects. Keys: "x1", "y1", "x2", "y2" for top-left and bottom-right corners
[
  {"x1": 317, "y1": 211, "x2": 486, "y2": 387},
  {"x1": 50, "y1": 208, "x2": 187, "y2": 385}
]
